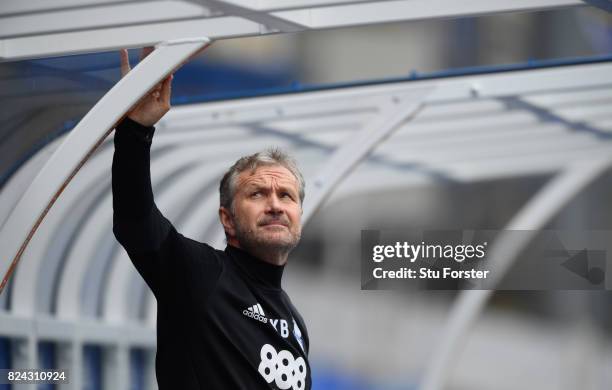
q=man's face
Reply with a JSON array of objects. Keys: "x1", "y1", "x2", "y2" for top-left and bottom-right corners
[{"x1": 226, "y1": 165, "x2": 302, "y2": 253}]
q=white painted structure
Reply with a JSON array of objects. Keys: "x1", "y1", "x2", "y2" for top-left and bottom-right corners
[{"x1": 1, "y1": 1, "x2": 611, "y2": 389}]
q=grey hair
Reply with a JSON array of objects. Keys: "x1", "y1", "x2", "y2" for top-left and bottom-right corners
[{"x1": 219, "y1": 148, "x2": 305, "y2": 212}]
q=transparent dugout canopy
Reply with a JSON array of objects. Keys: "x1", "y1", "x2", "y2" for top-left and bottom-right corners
[
  {"x1": 0, "y1": 0, "x2": 611, "y2": 324},
  {"x1": 0, "y1": 2, "x2": 612, "y2": 389}
]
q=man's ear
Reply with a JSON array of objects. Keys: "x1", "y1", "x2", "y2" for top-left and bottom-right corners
[{"x1": 219, "y1": 207, "x2": 236, "y2": 237}]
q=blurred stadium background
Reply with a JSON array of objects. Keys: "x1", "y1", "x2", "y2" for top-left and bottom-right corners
[{"x1": 1, "y1": 2, "x2": 612, "y2": 389}]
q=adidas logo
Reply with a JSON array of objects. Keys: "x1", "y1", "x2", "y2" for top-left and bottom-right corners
[{"x1": 243, "y1": 303, "x2": 268, "y2": 323}]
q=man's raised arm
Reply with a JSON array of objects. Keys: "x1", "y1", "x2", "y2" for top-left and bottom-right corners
[
  {"x1": 112, "y1": 48, "x2": 174, "y2": 255},
  {"x1": 111, "y1": 47, "x2": 222, "y2": 300}
]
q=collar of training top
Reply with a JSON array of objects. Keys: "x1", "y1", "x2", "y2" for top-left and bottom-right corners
[{"x1": 225, "y1": 245, "x2": 285, "y2": 290}]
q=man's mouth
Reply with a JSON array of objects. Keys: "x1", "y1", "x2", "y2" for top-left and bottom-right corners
[{"x1": 260, "y1": 220, "x2": 288, "y2": 228}]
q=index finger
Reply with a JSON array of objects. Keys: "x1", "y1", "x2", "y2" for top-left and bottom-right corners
[{"x1": 119, "y1": 49, "x2": 131, "y2": 78}]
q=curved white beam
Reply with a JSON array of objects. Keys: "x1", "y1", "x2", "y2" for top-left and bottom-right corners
[
  {"x1": 0, "y1": 37, "x2": 211, "y2": 295},
  {"x1": 11, "y1": 142, "x2": 114, "y2": 317},
  {"x1": 419, "y1": 156, "x2": 612, "y2": 390},
  {"x1": 302, "y1": 87, "x2": 434, "y2": 222},
  {"x1": 56, "y1": 191, "x2": 113, "y2": 320},
  {"x1": 0, "y1": 137, "x2": 63, "y2": 229}
]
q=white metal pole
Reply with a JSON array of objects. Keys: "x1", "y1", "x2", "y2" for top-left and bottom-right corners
[{"x1": 302, "y1": 87, "x2": 434, "y2": 222}]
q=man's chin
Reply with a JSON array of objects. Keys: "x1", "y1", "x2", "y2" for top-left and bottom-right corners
[
  {"x1": 254, "y1": 232, "x2": 299, "y2": 251},
  {"x1": 259, "y1": 235, "x2": 294, "y2": 248},
  {"x1": 234, "y1": 224, "x2": 300, "y2": 253}
]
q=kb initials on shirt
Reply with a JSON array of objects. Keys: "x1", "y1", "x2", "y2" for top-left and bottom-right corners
[{"x1": 270, "y1": 319, "x2": 289, "y2": 338}]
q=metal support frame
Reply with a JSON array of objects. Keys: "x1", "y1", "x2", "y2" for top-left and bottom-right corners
[
  {"x1": 0, "y1": 2, "x2": 210, "y2": 39},
  {"x1": 200, "y1": 0, "x2": 307, "y2": 32},
  {"x1": 0, "y1": 0, "x2": 135, "y2": 16},
  {"x1": 0, "y1": 17, "x2": 241, "y2": 61},
  {"x1": 419, "y1": 156, "x2": 612, "y2": 390},
  {"x1": 271, "y1": 0, "x2": 583, "y2": 29},
  {"x1": 0, "y1": 0, "x2": 585, "y2": 61},
  {"x1": 0, "y1": 37, "x2": 211, "y2": 295}
]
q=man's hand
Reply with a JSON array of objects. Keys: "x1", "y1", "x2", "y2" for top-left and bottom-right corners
[{"x1": 120, "y1": 47, "x2": 172, "y2": 127}]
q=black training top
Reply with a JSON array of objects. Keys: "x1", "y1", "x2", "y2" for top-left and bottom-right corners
[{"x1": 111, "y1": 118, "x2": 311, "y2": 390}]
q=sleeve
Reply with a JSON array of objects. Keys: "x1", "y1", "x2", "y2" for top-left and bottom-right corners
[
  {"x1": 112, "y1": 117, "x2": 168, "y2": 251},
  {"x1": 111, "y1": 117, "x2": 221, "y2": 299}
]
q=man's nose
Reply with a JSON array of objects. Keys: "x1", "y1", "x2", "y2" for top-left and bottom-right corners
[{"x1": 265, "y1": 193, "x2": 283, "y2": 213}]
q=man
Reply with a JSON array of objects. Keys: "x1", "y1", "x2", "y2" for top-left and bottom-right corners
[{"x1": 112, "y1": 48, "x2": 311, "y2": 390}]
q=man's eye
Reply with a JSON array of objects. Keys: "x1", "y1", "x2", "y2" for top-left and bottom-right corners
[
  {"x1": 251, "y1": 191, "x2": 261, "y2": 197},
  {"x1": 281, "y1": 192, "x2": 293, "y2": 199}
]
